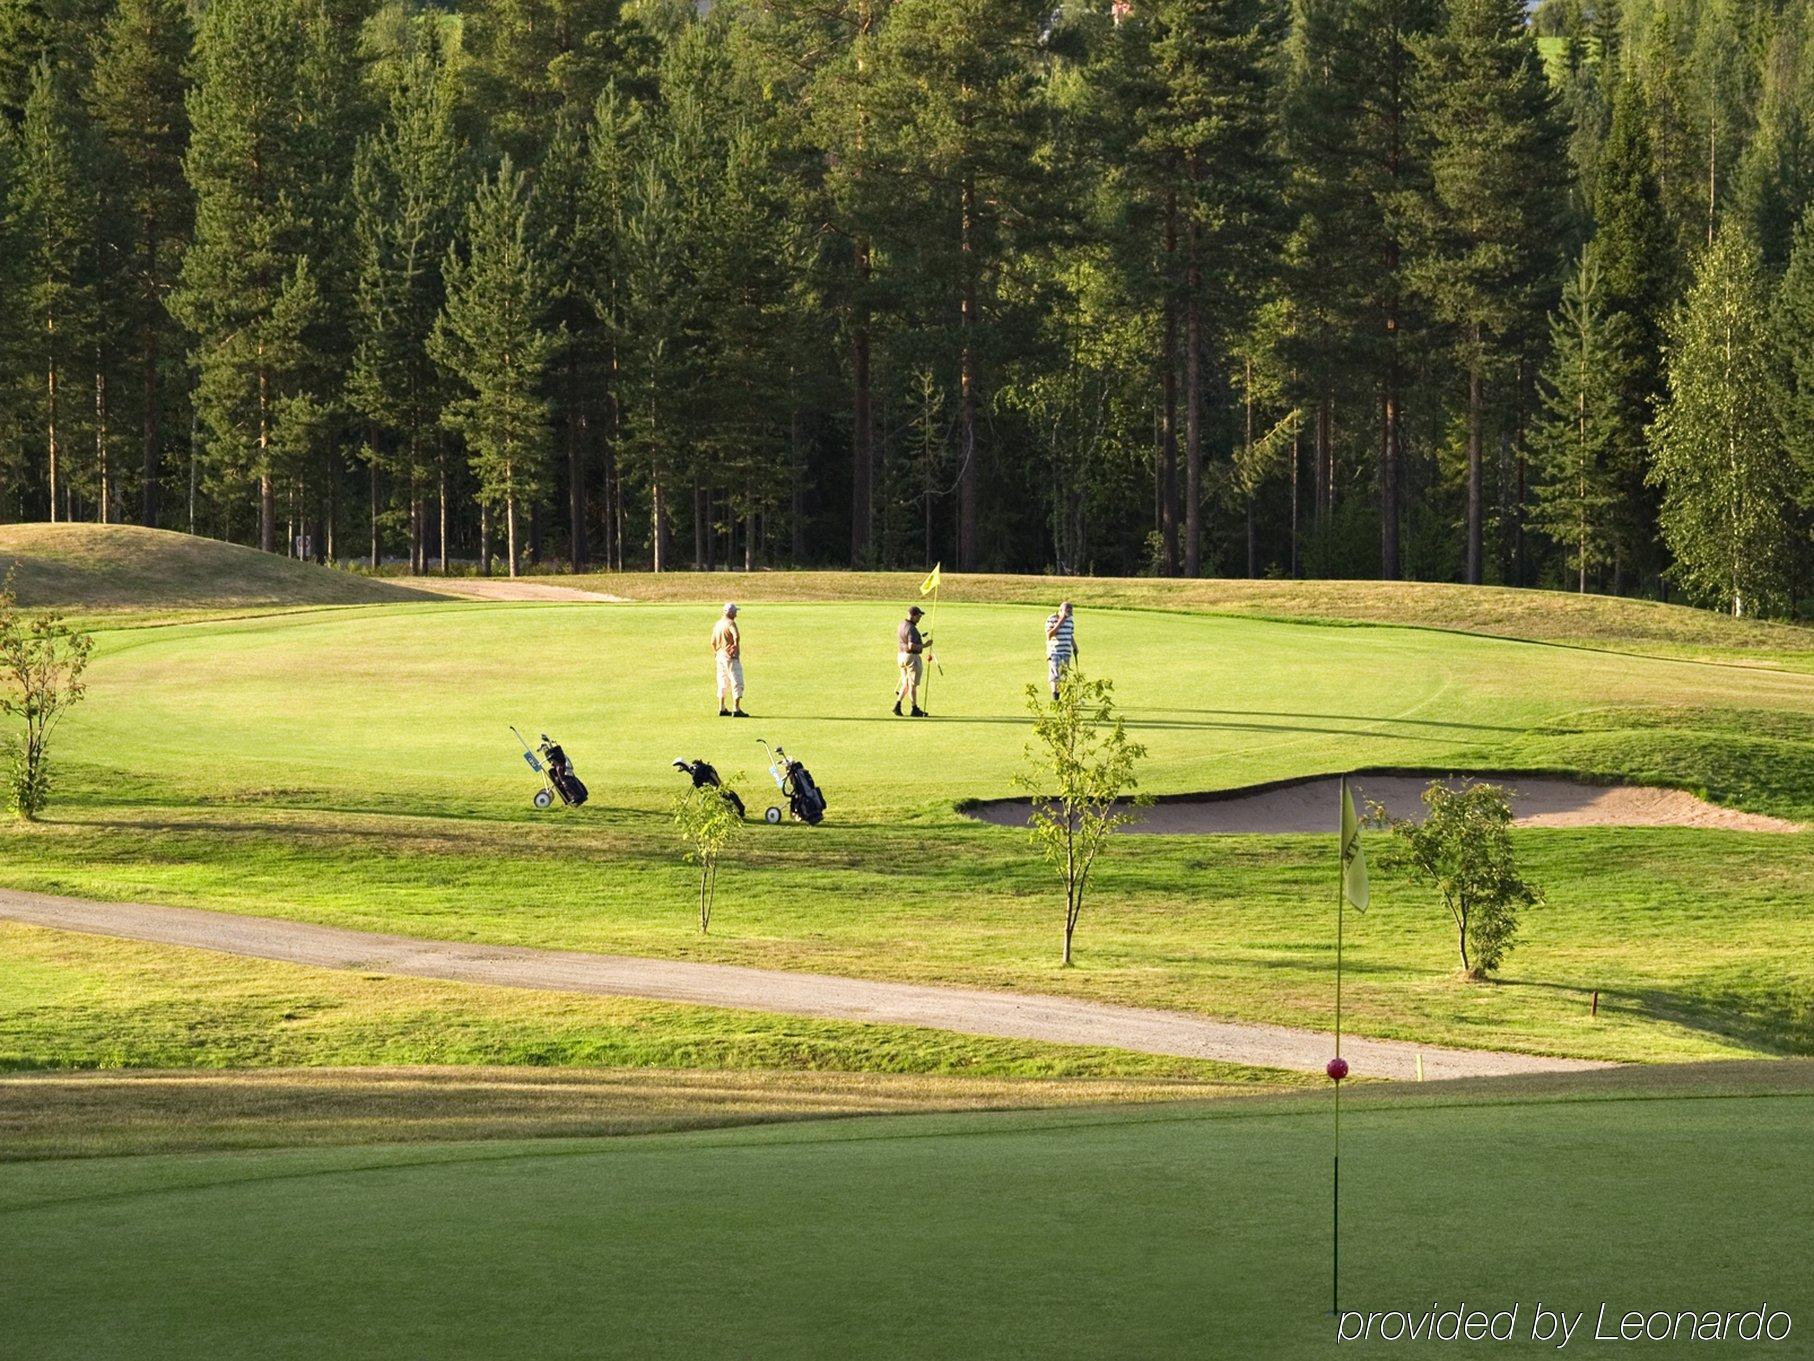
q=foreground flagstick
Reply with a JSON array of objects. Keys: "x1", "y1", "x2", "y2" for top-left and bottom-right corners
[
  {"x1": 919, "y1": 563, "x2": 942, "y2": 713},
  {"x1": 1331, "y1": 776, "x2": 1370, "y2": 1314}
]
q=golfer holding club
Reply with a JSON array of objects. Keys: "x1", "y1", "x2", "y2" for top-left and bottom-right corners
[
  {"x1": 1045, "y1": 600, "x2": 1078, "y2": 700},
  {"x1": 894, "y1": 604, "x2": 929, "y2": 717},
  {"x1": 713, "y1": 603, "x2": 748, "y2": 718}
]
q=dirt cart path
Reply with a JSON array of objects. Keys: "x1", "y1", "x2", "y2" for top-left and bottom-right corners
[{"x1": 0, "y1": 890, "x2": 1608, "y2": 1081}]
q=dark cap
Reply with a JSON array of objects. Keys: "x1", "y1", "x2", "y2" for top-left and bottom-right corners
[{"x1": 908, "y1": 605, "x2": 924, "y2": 617}]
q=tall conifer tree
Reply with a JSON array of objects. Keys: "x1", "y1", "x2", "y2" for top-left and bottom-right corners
[{"x1": 431, "y1": 157, "x2": 557, "y2": 578}]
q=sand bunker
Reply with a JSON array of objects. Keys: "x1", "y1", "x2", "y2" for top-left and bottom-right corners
[{"x1": 967, "y1": 772, "x2": 1803, "y2": 835}]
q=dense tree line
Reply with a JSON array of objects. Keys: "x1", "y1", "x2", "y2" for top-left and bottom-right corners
[{"x1": 0, "y1": 0, "x2": 1809, "y2": 610}]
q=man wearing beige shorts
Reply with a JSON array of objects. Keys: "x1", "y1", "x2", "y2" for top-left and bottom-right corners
[
  {"x1": 893, "y1": 605, "x2": 928, "y2": 717},
  {"x1": 712, "y1": 603, "x2": 748, "y2": 717}
]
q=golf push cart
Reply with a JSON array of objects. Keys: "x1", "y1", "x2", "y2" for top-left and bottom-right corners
[
  {"x1": 759, "y1": 740, "x2": 826, "y2": 825},
  {"x1": 512, "y1": 727, "x2": 589, "y2": 810},
  {"x1": 671, "y1": 757, "x2": 747, "y2": 819}
]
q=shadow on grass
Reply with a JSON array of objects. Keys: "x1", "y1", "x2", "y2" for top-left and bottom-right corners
[
  {"x1": 808, "y1": 713, "x2": 1477, "y2": 742},
  {"x1": 1501, "y1": 977, "x2": 1813, "y2": 1058}
]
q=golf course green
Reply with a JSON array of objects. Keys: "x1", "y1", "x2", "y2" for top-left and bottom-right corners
[{"x1": 3, "y1": 1064, "x2": 1810, "y2": 1359}]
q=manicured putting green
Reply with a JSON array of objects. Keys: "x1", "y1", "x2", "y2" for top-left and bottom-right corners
[
  {"x1": 3, "y1": 1073, "x2": 1809, "y2": 1359},
  {"x1": 65, "y1": 600, "x2": 1814, "y2": 815}
]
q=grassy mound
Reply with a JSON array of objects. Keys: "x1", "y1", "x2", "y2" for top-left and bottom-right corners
[
  {"x1": 0, "y1": 523, "x2": 429, "y2": 612},
  {"x1": 1, "y1": 1062, "x2": 1807, "y2": 1358}
]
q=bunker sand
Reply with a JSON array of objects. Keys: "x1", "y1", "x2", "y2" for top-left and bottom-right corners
[
  {"x1": 967, "y1": 772, "x2": 1802, "y2": 835},
  {"x1": 0, "y1": 889, "x2": 1605, "y2": 1082}
]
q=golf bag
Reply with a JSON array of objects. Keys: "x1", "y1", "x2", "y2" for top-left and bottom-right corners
[
  {"x1": 761, "y1": 742, "x2": 826, "y2": 825},
  {"x1": 540, "y1": 738, "x2": 588, "y2": 807},
  {"x1": 672, "y1": 758, "x2": 746, "y2": 819},
  {"x1": 514, "y1": 726, "x2": 588, "y2": 809}
]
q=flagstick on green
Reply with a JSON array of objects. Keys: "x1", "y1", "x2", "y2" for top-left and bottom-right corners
[
  {"x1": 1331, "y1": 776, "x2": 1369, "y2": 1316},
  {"x1": 919, "y1": 564, "x2": 941, "y2": 714}
]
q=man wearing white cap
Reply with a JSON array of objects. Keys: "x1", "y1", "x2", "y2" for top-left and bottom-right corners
[{"x1": 711, "y1": 603, "x2": 748, "y2": 717}]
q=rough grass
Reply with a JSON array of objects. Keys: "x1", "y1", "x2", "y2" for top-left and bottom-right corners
[
  {"x1": 1, "y1": 1062, "x2": 1808, "y2": 1359},
  {"x1": 0, "y1": 523, "x2": 430, "y2": 613},
  {"x1": 0, "y1": 922, "x2": 1291, "y2": 1088},
  {"x1": 0, "y1": 1065, "x2": 1271, "y2": 1160}
]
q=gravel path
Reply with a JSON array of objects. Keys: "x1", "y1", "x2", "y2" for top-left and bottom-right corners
[{"x1": 0, "y1": 889, "x2": 1606, "y2": 1081}]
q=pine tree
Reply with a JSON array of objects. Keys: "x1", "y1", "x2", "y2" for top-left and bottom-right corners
[
  {"x1": 461, "y1": 0, "x2": 639, "y2": 166},
  {"x1": 87, "y1": 0, "x2": 190, "y2": 529},
  {"x1": 1774, "y1": 204, "x2": 1814, "y2": 515},
  {"x1": 430, "y1": 157, "x2": 557, "y2": 578},
  {"x1": 1649, "y1": 223, "x2": 1793, "y2": 617},
  {"x1": 1142, "y1": 0, "x2": 1280, "y2": 577},
  {"x1": 17, "y1": 56, "x2": 99, "y2": 523},
  {"x1": 1407, "y1": 0, "x2": 1567, "y2": 584},
  {"x1": 536, "y1": 108, "x2": 609, "y2": 572},
  {"x1": 349, "y1": 31, "x2": 465, "y2": 573},
  {"x1": 867, "y1": 0, "x2": 1047, "y2": 570},
  {"x1": 171, "y1": 0, "x2": 323, "y2": 553},
  {"x1": 1278, "y1": 0, "x2": 1441, "y2": 580},
  {"x1": 0, "y1": 119, "x2": 29, "y2": 516},
  {"x1": 1528, "y1": 252, "x2": 1631, "y2": 591}
]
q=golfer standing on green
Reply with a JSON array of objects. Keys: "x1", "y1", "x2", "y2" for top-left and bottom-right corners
[
  {"x1": 1045, "y1": 601, "x2": 1078, "y2": 700},
  {"x1": 894, "y1": 605, "x2": 929, "y2": 717},
  {"x1": 712, "y1": 603, "x2": 748, "y2": 718}
]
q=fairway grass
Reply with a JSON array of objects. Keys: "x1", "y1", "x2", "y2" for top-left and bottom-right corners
[
  {"x1": 2, "y1": 1063, "x2": 1809, "y2": 1359},
  {"x1": 5, "y1": 596, "x2": 1805, "y2": 1067}
]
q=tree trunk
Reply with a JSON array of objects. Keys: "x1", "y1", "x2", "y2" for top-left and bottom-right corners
[
  {"x1": 694, "y1": 480, "x2": 708, "y2": 570},
  {"x1": 1184, "y1": 179, "x2": 1203, "y2": 577},
  {"x1": 957, "y1": 175, "x2": 979, "y2": 571},
  {"x1": 567, "y1": 353, "x2": 587, "y2": 572},
  {"x1": 95, "y1": 366, "x2": 110, "y2": 524},
  {"x1": 257, "y1": 362, "x2": 275, "y2": 553},
  {"x1": 790, "y1": 395, "x2": 806, "y2": 565},
  {"x1": 480, "y1": 502, "x2": 492, "y2": 576},
  {"x1": 369, "y1": 459, "x2": 380, "y2": 570},
  {"x1": 652, "y1": 460, "x2": 668, "y2": 573},
  {"x1": 506, "y1": 494, "x2": 519, "y2": 578},
  {"x1": 1465, "y1": 342, "x2": 1483, "y2": 586},
  {"x1": 47, "y1": 359, "x2": 60, "y2": 524},
  {"x1": 439, "y1": 458, "x2": 449, "y2": 574},
  {"x1": 1158, "y1": 190, "x2": 1179, "y2": 576},
  {"x1": 851, "y1": 238, "x2": 873, "y2": 566},
  {"x1": 141, "y1": 220, "x2": 161, "y2": 528}
]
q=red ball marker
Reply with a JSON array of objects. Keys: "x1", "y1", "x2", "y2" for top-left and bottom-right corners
[{"x1": 1326, "y1": 1056, "x2": 1349, "y2": 1082}]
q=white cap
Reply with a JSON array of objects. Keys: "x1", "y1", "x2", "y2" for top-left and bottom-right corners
[{"x1": 724, "y1": 602, "x2": 738, "y2": 616}]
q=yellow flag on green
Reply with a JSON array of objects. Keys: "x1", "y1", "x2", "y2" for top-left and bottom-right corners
[
  {"x1": 1340, "y1": 777, "x2": 1369, "y2": 912},
  {"x1": 920, "y1": 564, "x2": 941, "y2": 596}
]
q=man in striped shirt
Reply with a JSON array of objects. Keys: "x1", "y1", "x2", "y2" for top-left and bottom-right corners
[{"x1": 1045, "y1": 601, "x2": 1078, "y2": 700}]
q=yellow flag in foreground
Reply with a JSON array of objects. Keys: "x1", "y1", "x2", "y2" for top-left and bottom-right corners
[
  {"x1": 1340, "y1": 777, "x2": 1369, "y2": 912},
  {"x1": 920, "y1": 563, "x2": 941, "y2": 596}
]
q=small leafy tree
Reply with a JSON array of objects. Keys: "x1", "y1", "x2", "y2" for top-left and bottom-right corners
[
  {"x1": 672, "y1": 777, "x2": 744, "y2": 934},
  {"x1": 1372, "y1": 780, "x2": 1542, "y2": 980},
  {"x1": 0, "y1": 575, "x2": 93, "y2": 820},
  {"x1": 1016, "y1": 671, "x2": 1149, "y2": 967}
]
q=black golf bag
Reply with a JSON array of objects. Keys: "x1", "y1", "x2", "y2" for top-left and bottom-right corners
[
  {"x1": 781, "y1": 754, "x2": 826, "y2": 825},
  {"x1": 672, "y1": 758, "x2": 746, "y2": 819},
  {"x1": 540, "y1": 737, "x2": 588, "y2": 806}
]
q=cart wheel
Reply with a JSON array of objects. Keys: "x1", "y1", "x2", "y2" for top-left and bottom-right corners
[
  {"x1": 533, "y1": 788, "x2": 554, "y2": 810},
  {"x1": 764, "y1": 806, "x2": 782, "y2": 824}
]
